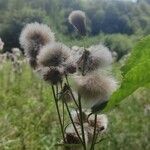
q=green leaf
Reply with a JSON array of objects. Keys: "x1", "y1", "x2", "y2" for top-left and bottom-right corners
[
  {"x1": 104, "y1": 36, "x2": 150, "y2": 112},
  {"x1": 105, "y1": 61, "x2": 150, "y2": 111},
  {"x1": 122, "y1": 35, "x2": 150, "y2": 76}
]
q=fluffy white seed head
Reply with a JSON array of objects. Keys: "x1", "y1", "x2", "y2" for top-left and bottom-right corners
[
  {"x1": 88, "y1": 44, "x2": 113, "y2": 67},
  {"x1": 36, "y1": 66, "x2": 64, "y2": 85},
  {"x1": 74, "y1": 74, "x2": 117, "y2": 106},
  {"x1": 37, "y1": 43, "x2": 70, "y2": 67},
  {"x1": 88, "y1": 114, "x2": 108, "y2": 133},
  {"x1": 19, "y1": 22, "x2": 55, "y2": 60},
  {"x1": 68, "y1": 10, "x2": 86, "y2": 36},
  {"x1": 77, "y1": 45, "x2": 112, "y2": 74},
  {"x1": 65, "y1": 123, "x2": 89, "y2": 145}
]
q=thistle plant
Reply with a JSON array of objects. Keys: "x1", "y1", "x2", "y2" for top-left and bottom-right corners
[{"x1": 19, "y1": 11, "x2": 117, "y2": 150}]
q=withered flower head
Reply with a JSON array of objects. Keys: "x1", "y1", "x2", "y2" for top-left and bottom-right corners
[
  {"x1": 74, "y1": 74, "x2": 117, "y2": 106},
  {"x1": 19, "y1": 22, "x2": 55, "y2": 68},
  {"x1": 65, "y1": 123, "x2": 89, "y2": 145},
  {"x1": 36, "y1": 66, "x2": 64, "y2": 85},
  {"x1": 37, "y1": 43, "x2": 70, "y2": 67},
  {"x1": 68, "y1": 10, "x2": 86, "y2": 36},
  {"x1": 88, "y1": 114, "x2": 108, "y2": 132},
  {"x1": 77, "y1": 44, "x2": 113, "y2": 74}
]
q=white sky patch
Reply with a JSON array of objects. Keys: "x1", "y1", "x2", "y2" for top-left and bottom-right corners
[{"x1": 81, "y1": 0, "x2": 137, "y2": 2}]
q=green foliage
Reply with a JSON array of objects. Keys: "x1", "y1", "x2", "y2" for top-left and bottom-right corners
[
  {"x1": 105, "y1": 36, "x2": 150, "y2": 111},
  {"x1": 104, "y1": 34, "x2": 134, "y2": 59},
  {"x1": 0, "y1": 62, "x2": 58, "y2": 149},
  {"x1": 122, "y1": 35, "x2": 150, "y2": 75}
]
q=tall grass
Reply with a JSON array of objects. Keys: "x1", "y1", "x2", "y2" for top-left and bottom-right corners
[{"x1": 0, "y1": 61, "x2": 149, "y2": 150}]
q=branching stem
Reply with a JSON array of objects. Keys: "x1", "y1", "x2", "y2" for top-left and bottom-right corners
[
  {"x1": 64, "y1": 101, "x2": 84, "y2": 145},
  {"x1": 51, "y1": 85, "x2": 66, "y2": 142},
  {"x1": 90, "y1": 114, "x2": 97, "y2": 150},
  {"x1": 78, "y1": 93, "x2": 86, "y2": 150}
]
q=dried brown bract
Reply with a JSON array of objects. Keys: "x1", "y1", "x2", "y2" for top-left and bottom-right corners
[{"x1": 36, "y1": 66, "x2": 64, "y2": 85}]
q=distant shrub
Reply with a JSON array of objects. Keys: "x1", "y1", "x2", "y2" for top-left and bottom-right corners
[{"x1": 104, "y1": 34, "x2": 134, "y2": 60}]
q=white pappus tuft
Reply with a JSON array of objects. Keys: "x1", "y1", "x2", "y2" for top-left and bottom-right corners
[
  {"x1": 37, "y1": 42, "x2": 70, "y2": 67},
  {"x1": 19, "y1": 22, "x2": 55, "y2": 68},
  {"x1": 77, "y1": 44, "x2": 113, "y2": 74},
  {"x1": 74, "y1": 73, "x2": 118, "y2": 107}
]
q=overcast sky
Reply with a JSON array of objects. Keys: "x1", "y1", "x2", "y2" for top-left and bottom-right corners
[{"x1": 120, "y1": 0, "x2": 137, "y2": 1}]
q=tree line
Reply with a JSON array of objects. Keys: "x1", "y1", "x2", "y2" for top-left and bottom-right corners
[{"x1": 0, "y1": 0, "x2": 150, "y2": 59}]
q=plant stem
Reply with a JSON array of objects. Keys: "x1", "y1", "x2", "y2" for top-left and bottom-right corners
[
  {"x1": 78, "y1": 93, "x2": 86, "y2": 150},
  {"x1": 60, "y1": 82, "x2": 65, "y2": 130},
  {"x1": 90, "y1": 114, "x2": 97, "y2": 150},
  {"x1": 51, "y1": 85, "x2": 66, "y2": 142},
  {"x1": 65, "y1": 75, "x2": 79, "y2": 108},
  {"x1": 64, "y1": 101, "x2": 84, "y2": 145},
  {"x1": 62, "y1": 101, "x2": 65, "y2": 129}
]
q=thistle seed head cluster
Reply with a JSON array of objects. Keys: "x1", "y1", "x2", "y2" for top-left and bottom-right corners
[
  {"x1": 0, "y1": 45, "x2": 25, "y2": 75},
  {"x1": 68, "y1": 10, "x2": 86, "y2": 36},
  {"x1": 19, "y1": 12, "x2": 117, "y2": 106},
  {"x1": 65, "y1": 110, "x2": 108, "y2": 145},
  {"x1": 20, "y1": 22, "x2": 73, "y2": 84},
  {"x1": 19, "y1": 10, "x2": 118, "y2": 148},
  {"x1": 68, "y1": 11, "x2": 118, "y2": 108}
]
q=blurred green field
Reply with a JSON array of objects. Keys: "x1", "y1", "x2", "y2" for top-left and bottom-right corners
[{"x1": 0, "y1": 61, "x2": 149, "y2": 150}]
